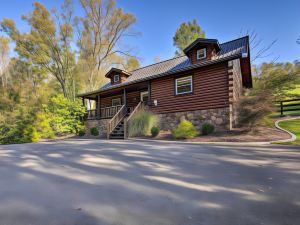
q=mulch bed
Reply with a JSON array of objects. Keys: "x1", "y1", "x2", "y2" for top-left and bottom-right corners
[{"x1": 142, "y1": 127, "x2": 290, "y2": 142}]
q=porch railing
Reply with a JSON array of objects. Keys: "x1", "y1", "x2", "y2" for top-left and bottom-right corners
[
  {"x1": 87, "y1": 105, "x2": 123, "y2": 120},
  {"x1": 107, "y1": 105, "x2": 127, "y2": 139},
  {"x1": 101, "y1": 105, "x2": 123, "y2": 118}
]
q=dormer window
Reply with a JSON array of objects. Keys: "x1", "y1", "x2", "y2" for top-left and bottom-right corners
[
  {"x1": 114, "y1": 75, "x2": 120, "y2": 83},
  {"x1": 197, "y1": 48, "x2": 206, "y2": 60}
]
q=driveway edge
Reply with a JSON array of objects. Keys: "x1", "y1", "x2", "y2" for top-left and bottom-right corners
[
  {"x1": 128, "y1": 138, "x2": 270, "y2": 146},
  {"x1": 273, "y1": 116, "x2": 300, "y2": 143}
]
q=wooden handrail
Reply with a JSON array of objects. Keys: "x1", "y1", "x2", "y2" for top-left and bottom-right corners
[
  {"x1": 124, "y1": 102, "x2": 144, "y2": 139},
  {"x1": 107, "y1": 105, "x2": 127, "y2": 139}
]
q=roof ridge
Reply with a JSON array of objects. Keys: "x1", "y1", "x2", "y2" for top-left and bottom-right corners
[
  {"x1": 220, "y1": 35, "x2": 249, "y2": 46},
  {"x1": 129, "y1": 55, "x2": 187, "y2": 73}
]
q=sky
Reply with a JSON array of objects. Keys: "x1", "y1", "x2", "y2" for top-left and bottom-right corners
[{"x1": 0, "y1": 0, "x2": 299, "y2": 66}]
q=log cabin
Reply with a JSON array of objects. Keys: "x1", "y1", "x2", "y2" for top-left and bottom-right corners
[{"x1": 78, "y1": 36, "x2": 252, "y2": 139}]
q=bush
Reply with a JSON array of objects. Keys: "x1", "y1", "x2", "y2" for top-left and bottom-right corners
[
  {"x1": 151, "y1": 126, "x2": 160, "y2": 137},
  {"x1": 237, "y1": 94, "x2": 274, "y2": 128},
  {"x1": 45, "y1": 94, "x2": 86, "y2": 135},
  {"x1": 128, "y1": 109, "x2": 158, "y2": 137},
  {"x1": 35, "y1": 112, "x2": 55, "y2": 139},
  {"x1": 0, "y1": 112, "x2": 41, "y2": 144},
  {"x1": 202, "y1": 122, "x2": 215, "y2": 135},
  {"x1": 78, "y1": 130, "x2": 86, "y2": 136},
  {"x1": 90, "y1": 127, "x2": 99, "y2": 136},
  {"x1": 172, "y1": 119, "x2": 199, "y2": 139}
]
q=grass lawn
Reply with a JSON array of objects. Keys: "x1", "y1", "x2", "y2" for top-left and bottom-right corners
[{"x1": 277, "y1": 119, "x2": 300, "y2": 145}]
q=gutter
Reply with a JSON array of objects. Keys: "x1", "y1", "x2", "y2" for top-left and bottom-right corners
[{"x1": 77, "y1": 53, "x2": 242, "y2": 97}]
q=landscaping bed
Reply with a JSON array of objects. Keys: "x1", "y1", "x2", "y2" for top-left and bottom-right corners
[{"x1": 139, "y1": 126, "x2": 290, "y2": 142}]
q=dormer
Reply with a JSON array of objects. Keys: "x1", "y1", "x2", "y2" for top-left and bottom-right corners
[
  {"x1": 183, "y1": 38, "x2": 221, "y2": 64},
  {"x1": 105, "y1": 68, "x2": 131, "y2": 85}
]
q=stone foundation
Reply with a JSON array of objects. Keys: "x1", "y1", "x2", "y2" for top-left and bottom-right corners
[
  {"x1": 85, "y1": 119, "x2": 110, "y2": 137},
  {"x1": 157, "y1": 107, "x2": 230, "y2": 132}
]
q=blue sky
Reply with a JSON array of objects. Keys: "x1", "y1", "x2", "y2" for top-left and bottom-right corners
[{"x1": 0, "y1": 0, "x2": 299, "y2": 66}]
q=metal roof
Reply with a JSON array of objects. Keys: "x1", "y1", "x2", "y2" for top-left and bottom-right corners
[{"x1": 78, "y1": 36, "x2": 249, "y2": 97}]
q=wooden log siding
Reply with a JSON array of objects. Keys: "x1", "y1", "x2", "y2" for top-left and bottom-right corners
[
  {"x1": 100, "y1": 94, "x2": 123, "y2": 108},
  {"x1": 188, "y1": 44, "x2": 217, "y2": 64},
  {"x1": 99, "y1": 91, "x2": 141, "y2": 109},
  {"x1": 150, "y1": 62, "x2": 229, "y2": 114}
]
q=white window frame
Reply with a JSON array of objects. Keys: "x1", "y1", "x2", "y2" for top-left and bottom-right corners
[
  {"x1": 114, "y1": 74, "x2": 120, "y2": 82},
  {"x1": 197, "y1": 48, "x2": 206, "y2": 60},
  {"x1": 111, "y1": 98, "x2": 121, "y2": 106},
  {"x1": 140, "y1": 91, "x2": 149, "y2": 102},
  {"x1": 175, "y1": 76, "x2": 193, "y2": 95}
]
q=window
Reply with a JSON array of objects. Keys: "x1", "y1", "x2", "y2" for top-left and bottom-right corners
[
  {"x1": 112, "y1": 98, "x2": 121, "y2": 106},
  {"x1": 197, "y1": 48, "x2": 206, "y2": 60},
  {"x1": 114, "y1": 74, "x2": 120, "y2": 82},
  {"x1": 175, "y1": 76, "x2": 193, "y2": 95},
  {"x1": 140, "y1": 91, "x2": 149, "y2": 103}
]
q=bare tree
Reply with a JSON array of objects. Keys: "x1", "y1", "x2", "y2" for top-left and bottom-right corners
[
  {"x1": 0, "y1": 36, "x2": 10, "y2": 88},
  {"x1": 239, "y1": 29, "x2": 278, "y2": 63},
  {"x1": 76, "y1": 0, "x2": 138, "y2": 91}
]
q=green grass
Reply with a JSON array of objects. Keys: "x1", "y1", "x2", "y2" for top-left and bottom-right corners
[
  {"x1": 276, "y1": 119, "x2": 300, "y2": 145},
  {"x1": 287, "y1": 85, "x2": 300, "y2": 95}
]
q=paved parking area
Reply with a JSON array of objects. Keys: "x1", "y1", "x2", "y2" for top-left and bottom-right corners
[{"x1": 0, "y1": 139, "x2": 299, "y2": 225}]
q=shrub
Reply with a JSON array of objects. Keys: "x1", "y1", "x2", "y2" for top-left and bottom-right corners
[
  {"x1": 78, "y1": 130, "x2": 86, "y2": 136},
  {"x1": 172, "y1": 119, "x2": 199, "y2": 139},
  {"x1": 45, "y1": 94, "x2": 86, "y2": 135},
  {"x1": 202, "y1": 122, "x2": 215, "y2": 135},
  {"x1": 151, "y1": 126, "x2": 160, "y2": 137},
  {"x1": 90, "y1": 127, "x2": 99, "y2": 136},
  {"x1": 0, "y1": 112, "x2": 41, "y2": 144},
  {"x1": 237, "y1": 94, "x2": 274, "y2": 128},
  {"x1": 35, "y1": 112, "x2": 55, "y2": 139},
  {"x1": 128, "y1": 109, "x2": 158, "y2": 137}
]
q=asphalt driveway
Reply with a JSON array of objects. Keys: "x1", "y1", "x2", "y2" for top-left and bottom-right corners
[{"x1": 0, "y1": 139, "x2": 299, "y2": 225}]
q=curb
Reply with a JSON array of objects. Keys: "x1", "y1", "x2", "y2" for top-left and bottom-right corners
[
  {"x1": 128, "y1": 138, "x2": 270, "y2": 146},
  {"x1": 273, "y1": 116, "x2": 300, "y2": 143}
]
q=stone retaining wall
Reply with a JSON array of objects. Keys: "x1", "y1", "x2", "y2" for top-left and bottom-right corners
[
  {"x1": 85, "y1": 119, "x2": 110, "y2": 137},
  {"x1": 157, "y1": 107, "x2": 230, "y2": 132}
]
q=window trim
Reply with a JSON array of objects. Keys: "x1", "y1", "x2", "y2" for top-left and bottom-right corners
[
  {"x1": 111, "y1": 98, "x2": 121, "y2": 106},
  {"x1": 175, "y1": 75, "x2": 193, "y2": 95},
  {"x1": 196, "y1": 48, "x2": 207, "y2": 60},
  {"x1": 113, "y1": 74, "x2": 120, "y2": 83},
  {"x1": 140, "y1": 91, "x2": 149, "y2": 102}
]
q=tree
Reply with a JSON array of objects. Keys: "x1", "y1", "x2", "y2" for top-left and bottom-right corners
[
  {"x1": 1, "y1": 1, "x2": 76, "y2": 99},
  {"x1": 239, "y1": 29, "x2": 278, "y2": 63},
  {"x1": 76, "y1": 0, "x2": 138, "y2": 91},
  {"x1": 0, "y1": 36, "x2": 10, "y2": 88},
  {"x1": 173, "y1": 19, "x2": 205, "y2": 56},
  {"x1": 237, "y1": 62, "x2": 300, "y2": 128}
]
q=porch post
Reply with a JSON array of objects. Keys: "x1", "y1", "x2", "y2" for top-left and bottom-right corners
[
  {"x1": 123, "y1": 88, "x2": 126, "y2": 106},
  {"x1": 97, "y1": 94, "x2": 101, "y2": 119},
  {"x1": 82, "y1": 97, "x2": 85, "y2": 107},
  {"x1": 148, "y1": 80, "x2": 151, "y2": 106}
]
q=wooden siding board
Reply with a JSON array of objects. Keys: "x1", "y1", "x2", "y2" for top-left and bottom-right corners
[{"x1": 150, "y1": 62, "x2": 229, "y2": 114}]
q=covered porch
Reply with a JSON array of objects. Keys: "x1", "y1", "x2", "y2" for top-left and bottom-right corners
[{"x1": 81, "y1": 81, "x2": 151, "y2": 120}]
